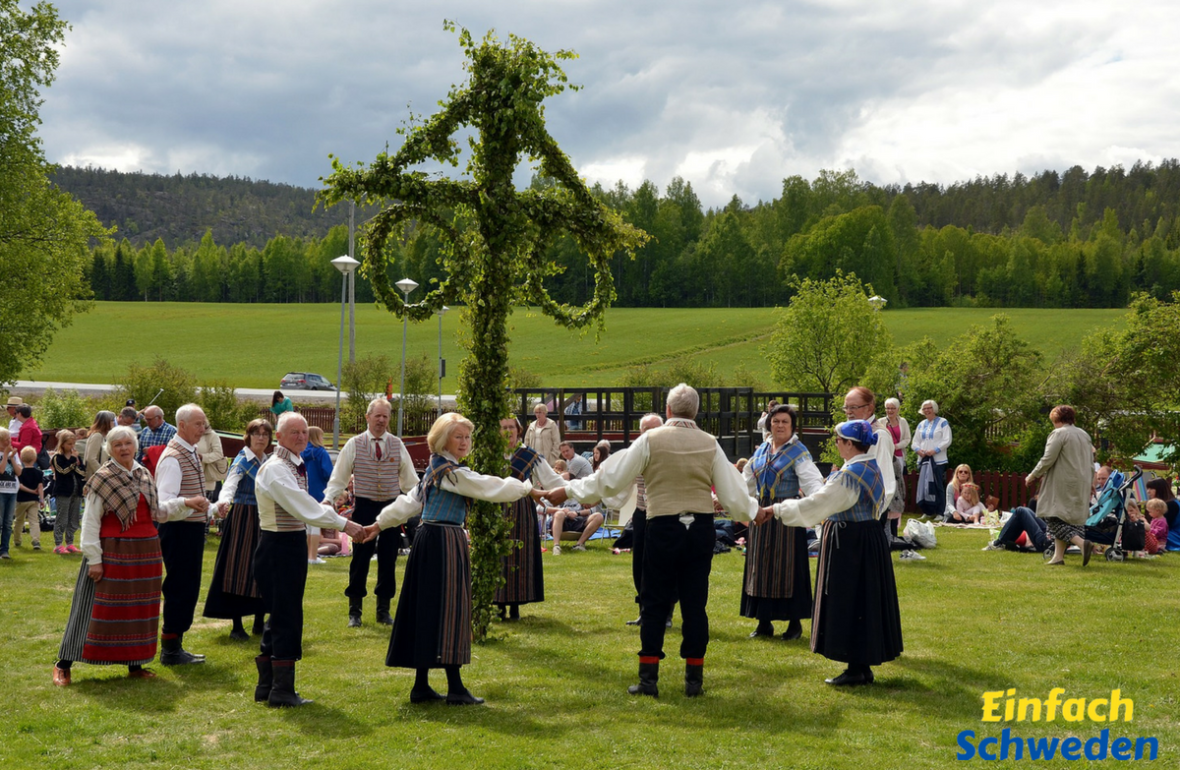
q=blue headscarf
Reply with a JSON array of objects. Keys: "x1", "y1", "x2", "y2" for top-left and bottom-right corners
[{"x1": 835, "y1": 420, "x2": 878, "y2": 446}]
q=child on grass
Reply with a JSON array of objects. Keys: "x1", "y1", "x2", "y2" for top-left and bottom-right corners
[
  {"x1": 14, "y1": 446, "x2": 43, "y2": 550},
  {"x1": 0, "y1": 428, "x2": 22, "y2": 559},
  {"x1": 1144, "y1": 498, "x2": 1168, "y2": 555},
  {"x1": 950, "y1": 482, "x2": 986, "y2": 523},
  {"x1": 51, "y1": 430, "x2": 86, "y2": 554}
]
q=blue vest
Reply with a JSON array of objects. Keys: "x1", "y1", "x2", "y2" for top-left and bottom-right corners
[
  {"x1": 509, "y1": 445, "x2": 540, "y2": 482},
  {"x1": 750, "y1": 438, "x2": 811, "y2": 505},
  {"x1": 826, "y1": 460, "x2": 884, "y2": 523},
  {"x1": 230, "y1": 450, "x2": 262, "y2": 506},
  {"x1": 418, "y1": 455, "x2": 470, "y2": 526}
]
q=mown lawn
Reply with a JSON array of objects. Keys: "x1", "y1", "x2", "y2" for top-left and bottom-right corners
[
  {"x1": 2, "y1": 522, "x2": 1175, "y2": 769},
  {"x1": 26, "y1": 304, "x2": 1126, "y2": 388}
]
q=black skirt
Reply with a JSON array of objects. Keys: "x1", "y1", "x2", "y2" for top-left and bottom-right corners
[
  {"x1": 740, "y1": 518, "x2": 812, "y2": 622},
  {"x1": 202, "y1": 503, "x2": 263, "y2": 619},
  {"x1": 387, "y1": 523, "x2": 471, "y2": 669},
  {"x1": 811, "y1": 518, "x2": 903, "y2": 666},
  {"x1": 494, "y1": 497, "x2": 544, "y2": 606}
]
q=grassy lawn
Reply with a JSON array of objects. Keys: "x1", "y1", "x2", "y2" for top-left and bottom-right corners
[
  {"x1": 25, "y1": 304, "x2": 1126, "y2": 389},
  {"x1": 2, "y1": 522, "x2": 1175, "y2": 769}
]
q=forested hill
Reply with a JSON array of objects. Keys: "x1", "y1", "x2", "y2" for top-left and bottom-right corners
[
  {"x1": 49, "y1": 166, "x2": 381, "y2": 249},
  {"x1": 67, "y1": 161, "x2": 1180, "y2": 308}
]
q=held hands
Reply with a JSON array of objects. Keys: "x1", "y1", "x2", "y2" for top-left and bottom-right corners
[
  {"x1": 544, "y1": 487, "x2": 569, "y2": 506},
  {"x1": 529, "y1": 487, "x2": 550, "y2": 503},
  {"x1": 217, "y1": 502, "x2": 229, "y2": 518},
  {"x1": 341, "y1": 519, "x2": 367, "y2": 542},
  {"x1": 87, "y1": 563, "x2": 103, "y2": 582},
  {"x1": 752, "y1": 506, "x2": 775, "y2": 526},
  {"x1": 186, "y1": 495, "x2": 210, "y2": 513}
]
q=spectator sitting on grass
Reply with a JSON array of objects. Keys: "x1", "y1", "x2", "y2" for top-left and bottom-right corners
[
  {"x1": 944, "y1": 464, "x2": 974, "y2": 520},
  {"x1": 559, "y1": 442, "x2": 592, "y2": 480},
  {"x1": 1144, "y1": 499, "x2": 1168, "y2": 555},
  {"x1": 948, "y1": 483, "x2": 985, "y2": 524}
]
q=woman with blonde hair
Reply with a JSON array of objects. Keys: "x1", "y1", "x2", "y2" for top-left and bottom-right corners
[
  {"x1": 203, "y1": 419, "x2": 271, "y2": 639},
  {"x1": 945, "y1": 464, "x2": 974, "y2": 520},
  {"x1": 362, "y1": 412, "x2": 543, "y2": 705},
  {"x1": 51, "y1": 430, "x2": 87, "y2": 554},
  {"x1": 874, "y1": 397, "x2": 911, "y2": 536},
  {"x1": 301, "y1": 425, "x2": 334, "y2": 564},
  {"x1": 83, "y1": 411, "x2": 117, "y2": 482}
]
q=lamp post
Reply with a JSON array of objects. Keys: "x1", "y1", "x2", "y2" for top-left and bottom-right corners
[
  {"x1": 395, "y1": 277, "x2": 419, "y2": 437},
  {"x1": 331, "y1": 255, "x2": 360, "y2": 449},
  {"x1": 437, "y1": 305, "x2": 448, "y2": 416},
  {"x1": 868, "y1": 295, "x2": 888, "y2": 312}
]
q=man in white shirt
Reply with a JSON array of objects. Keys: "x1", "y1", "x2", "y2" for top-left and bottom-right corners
[
  {"x1": 323, "y1": 398, "x2": 418, "y2": 627},
  {"x1": 548, "y1": 384, "x2": 761, "y2": 698},
  {"x1": 254, "y1": 412, "x2": 365, "y2": 707},
  {"x1": 558, "y1": 442, "x2": 592, "y2": 480},
  {"x1": 155, "y1": 404, "x2": 212, "y2": 665}
]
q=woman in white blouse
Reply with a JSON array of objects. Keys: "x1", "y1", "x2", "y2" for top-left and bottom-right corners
[{"x1": 911, "y1": 400, "x2": 952, "y2": 518}]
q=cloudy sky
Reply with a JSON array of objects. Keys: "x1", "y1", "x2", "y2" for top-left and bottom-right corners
[{"x1": 39, "y1": 0, "x2": 1180, "y2": 208}]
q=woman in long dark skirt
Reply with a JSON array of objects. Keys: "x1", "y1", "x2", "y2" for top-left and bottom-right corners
[
  {"x1": 495, "y1": 417, "x2": 564, "y2": 621},
  {"x1": 362, "y1": 413, "x2": 541, "y2": 705},
  {"x1": 203, "y1": 419, "x2": 271, "y2": 639},
  {"x1": 766, "y1": 420, "x2": 903, "y2": 686},
  {"x1": 54, "y1": 427, "x2": 163, "y2": 685},
  {"x1": 741, "y1": 403, "x2": 823, "y2": 640}
]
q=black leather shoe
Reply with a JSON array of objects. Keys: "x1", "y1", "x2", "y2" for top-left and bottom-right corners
[
  {"x1": 229, "y1": 628, "x2": 249, "y2": 641},
  {"x1": 825, "y1": 670, "x2": 870, "y2": 686},
  {"x1": 782, "y1": 620, "x2": 802, "y2": 641},
  {"x1": 375, "y1": 610, "x2": 393, "y2": 626},
  {"x1": 161, "y1": 649, "x2": 206, "y2": 666},
  {"x1": 1083, "y1": 540, "x2": 1094, "y2": 566},
  {"x1": 625, "y1": 617, "x2": 642, "y2": 626},
  {"x1": 446, "y1": 689, "x2": 485, "y2": 705},
  {"x1": 348, "y1": 615, "x2": 362, "y2": 628},
  {"x1": 410, "y1": 686, "x2": 446, "y2": 704}
]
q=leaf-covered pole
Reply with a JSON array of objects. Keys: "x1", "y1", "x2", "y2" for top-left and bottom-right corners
[{"x1": 319, "y1": 23, "x2": 647, "y2": 640}]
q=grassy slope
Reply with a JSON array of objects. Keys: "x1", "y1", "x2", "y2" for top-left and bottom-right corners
[
  {"x1": 2, "y1": 525, "x2": 1175, "y2": 769},
  {"x1": 26, "y1": 304, "x2": 1126, "y2": 388}
]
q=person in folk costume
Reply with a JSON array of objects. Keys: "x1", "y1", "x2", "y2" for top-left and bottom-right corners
[
  {"x1": 154, "y1": 404, "x2": 213, "y2": 666},
  {"x1": 625, "y1": 413, "x2": 664, "y2": 627},
  {"x1": 548, "y1": 384, "x2": 762, "y2": 698},
  {"x1": 203, "y1": 419, "x2": 272, "y2": 640},
  {"x1": 763, "y1": 420, "x2": 903, "y2": 686},
  {"x1": 252, "y1": 413, "x2": 366, "y2": 707},
  {"x1": 840, "y1": 387, "x2": 897, "y2": 525},
  {"x1": 495, "y1": 416, "x2": 564, "y2": 621},
  {"x1": 740, "y1": 403, "x2": 824, "y2": 640},
  {"x1": 53, "y1": 426, "x2": 164, "y2": 685},
  {"x1": 361, "y1": 413, "x2": 543, "y2": 705},
  {"x1": 323, "y1": 398, "x2": 418, "y2": 628}
]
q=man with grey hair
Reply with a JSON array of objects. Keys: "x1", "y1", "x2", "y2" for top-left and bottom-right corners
[
  {"x1": 549, "y1": 384, "x2": 762, "y2": 698},
  {"x1": 155, "y1": 404, "x2": 212, "y2": 665},
  {"x1": 254, "y1": 412, "x2": 366, "y2": 707},
  {"x1": 137, "y1": 405, "x2": 176, "y2": 463},
  {"x1": 324, "y1": 397, "x2": 418, "y2": 627}
]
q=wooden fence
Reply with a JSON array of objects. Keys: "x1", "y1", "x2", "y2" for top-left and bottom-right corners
[
  {"x1": 256, "y1": 406, "x2": 439, "y2": 437},
  {"x1": 900, "y1": 470, "x2": 1033, "y2": 513}
]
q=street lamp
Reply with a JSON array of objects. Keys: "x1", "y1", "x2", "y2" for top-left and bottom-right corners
[
  {"x1": 437, "y1": 305, "x2": 449, "y2": 416},
  {"x1": 331, "y1": 255, "x2": 361, "y2": 449},
  {"x1": 395, "y1": 277, "x2": 419, "y2": 437},
  {"x1": 868, "y1": 295, "x2": 888, "y2": 312}
]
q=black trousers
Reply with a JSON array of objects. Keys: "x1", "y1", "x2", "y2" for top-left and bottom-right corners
[
  {"x1": 255, "y1": 531, "x2": 308, "y2": 661},
  {"x1": 630, "y1": 508, "x2": 647, "y2": 604},
  {"x1": 639, "y1": 514, "x2": 714, "y2": 661},
  {"x1": 346, "y1": 496, "x2": 398, "y2": 600},
  {"x1": 158, "y1": 520, "x2": 206, "y2": 636}
]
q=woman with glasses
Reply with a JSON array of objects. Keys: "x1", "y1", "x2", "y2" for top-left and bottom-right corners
[
  {"x1": 762, "y1": 420, "x2": 903, "y2": 686},
  {"x1": 873, "y1": 398, "x2": 911, "y2": 537},
  {"x1": 839, "y1": 387, "x2": 897, "y2": 525},
  {"x1": 740, "y1": 403, "x2": 823, "y2": 641},
  {"x1": 911, "y1": 400, "x2": 953, "y2": 519}
]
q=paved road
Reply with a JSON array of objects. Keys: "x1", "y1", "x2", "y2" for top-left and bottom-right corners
[{"x1": 12, "y1": 379, "x2": 345, "y2": 404}]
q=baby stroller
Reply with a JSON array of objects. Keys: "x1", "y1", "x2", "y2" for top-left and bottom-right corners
[{"x1": 1085, "y1": 467, "x2": 1143, "y2": 562}]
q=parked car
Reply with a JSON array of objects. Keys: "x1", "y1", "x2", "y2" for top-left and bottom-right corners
[{"x1": 280, "y1": 372, "x2": 336, "y2": 391}]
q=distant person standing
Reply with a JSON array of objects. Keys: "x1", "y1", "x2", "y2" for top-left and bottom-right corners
[
  {"x1": 524, "y1": 404, "x2": 561, "y2": 465},
  {"x1": 83, "y1": 411, "x2": 116, "y2": 483},
  {"x1": 270, "y1": 391, "x2": 294, "y2": 422},
  {"x1": 323, "y1": 398, "x2": 418, "y2": 628},
  {"x1": 154, "y1": 404, "x2": 212, "y2": 665},
  {"x1": 12, "y1": 404, "x2": 43, "y2": 463},
  {"x1": 1025, "y1": 405, "x2": 1095, "y2": 566},
  {"x1": 197, "y1": 423, "x2": 228, "y2": 501},
  {"x1": 50, "y1": 430, "x2": 86, "y2": 554},
  {"x1": 137, "y1": 406, "x2": 177, "y2": 464},
  {"x1": 302, "y1": 426, "x2": 334, "y2": 564},
  {"x1": 911, "y1": 400, "x2": 952, "y2": 519},
  {"x1": 117, "y1": 406, "x2": 143, "y2": 435},
  {"x1": 5, "y1": 396, "x2": 23, "y2": 432},
  {"x1": 0, "y1": 428, "x2": 20, "y2": 560},
  {"x1": 13, "y1": 446, "x2": 43, "y2": 551}
]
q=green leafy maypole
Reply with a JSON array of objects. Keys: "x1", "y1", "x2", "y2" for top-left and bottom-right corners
[{"x1": 319, "y1": 22, "x2": 647, "y2": 640}]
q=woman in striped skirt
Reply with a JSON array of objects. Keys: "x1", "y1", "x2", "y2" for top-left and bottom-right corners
[
  {"x1": 765, "y1": 420, "x2": 903, "y2": 687},
  {"x1": 362, "y1": 413, "x2": 540, "y2": 705},
  {"x1": 741, "y1": 404, "x2": 824, "y2": 640},
  {"x1": 53, "y1": 426, "x2": 164, "y2": 685},
  {"x1": 203, "y1": 419, "x2": 271, "y2": 639},
  {"x1": 495, "y1": 417, "x2": 564, "y2": 621}
]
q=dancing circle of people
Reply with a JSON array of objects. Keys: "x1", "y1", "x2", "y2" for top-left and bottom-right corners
[{"x1": 53, "y1": 381, "x2": 1050, "y2": 705}]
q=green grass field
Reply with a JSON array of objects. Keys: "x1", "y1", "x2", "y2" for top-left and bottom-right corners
[
  {"x1": 26, "y1": 303, "x2": 1127, "y2": 389},
  {"x1": 1, "y1": 524, "x2": 1174, "y2": 769}
]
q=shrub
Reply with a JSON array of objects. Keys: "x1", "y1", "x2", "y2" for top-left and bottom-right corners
[
  {"x1": 114, "y1": 358, "x2": 198, "y2": 421},
  {"x1": 35, "y1": 388, "x2": 91, "y2": 429},
  {"x1": 198, "y1": 381, "x2": 256, "y2": 433}
]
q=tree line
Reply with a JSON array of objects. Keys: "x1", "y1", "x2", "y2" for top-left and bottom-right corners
[{"x1": 77, "y1": 162, "x2": 1180, "y2": 308}]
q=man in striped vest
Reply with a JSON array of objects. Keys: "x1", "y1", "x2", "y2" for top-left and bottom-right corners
[
  {"x1": 155, "y1": 404, "x2": 213, "y2": 665},
  {"x1": 255, "y1": 413, "x2": 365, "y2": 707},
  {"x1": 323, "y1": 398, "x2": 418, "y2": 627},
  {"x1": 551, "y1": 385, "x2": 763, "y2": 698}
]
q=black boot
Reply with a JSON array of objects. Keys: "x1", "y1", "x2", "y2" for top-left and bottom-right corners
[
  {"x1": 268, "y1": 661, "x2": 312, "y2": 707},
  {"x1": 230, "y1": 617, "x2": 249, "y2": 641},
  {"x1": 508, "y1": 604, "x2": 520, "y2": 621},
  {"x1": 348, "y1": 598, "x2": 362, "y2": 628},
  {"x1": 782, "y1": 619, "x2": 802, "y2": 641},
  {"x1": 160, "y1": 634, "x2": 205, "y2": 665},
  {"x1": 252, "y1": 614, "x2": 266, "y2": 636},
  {"x1": 254, "y1": 655, "x2": 272, "y2": 702},
  {"x1": 685, "y1": 660, "x2": 704, "y2": 698},
  {"x1": 375, "y1": 598, "x2": 393, "y2": 626},
  {"x1": 628, "y1": 660, "x2": 659, "y2": 697}
]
